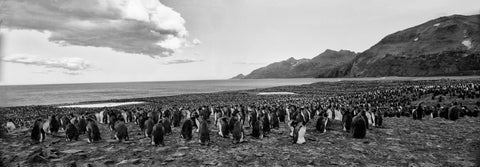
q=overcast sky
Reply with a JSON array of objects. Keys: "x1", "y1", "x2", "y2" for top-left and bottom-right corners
[{"x1": 0, "y1": 0, "x2": 479, "y2": 85}]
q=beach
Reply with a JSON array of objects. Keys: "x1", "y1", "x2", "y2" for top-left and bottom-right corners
[{"x1": 1, "y1": 78, "x2": 480, "y2": 166}]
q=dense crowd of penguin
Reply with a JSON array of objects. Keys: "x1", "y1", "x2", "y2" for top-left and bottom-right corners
[{"x1": 16, "y1": 81, "x2": 479, "y2": 147}]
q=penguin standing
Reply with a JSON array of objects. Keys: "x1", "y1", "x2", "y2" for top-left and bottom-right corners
[
  {"x1": 126, "y1": 111, "x2": 133, "y2": 123},
  {"x1": 137, "y1": 112, "x2": 148, "y2": 131},
  {"x1": 42, "y1": 116, "x2": 52, "y2": 136},
  {"x1": 316, "y1": 113, "x2": 328, "y2": 133},
  {"x1": 448, "y1": 103, "x2": 460, "y2": 121},
  {"x1": 232, "y1": 114, "x2": 244, "y2": 144},
  {"x1": 162, "y1": 117, "x2": 172, "y2": 135},
  {"x1": 218, "y1": 117, "x2": 229, "y2": 138},
  {"x1": 198, "y1": 117, "x2": 210, "y2": 145},
  {"x1": 262, "y1": 112, "x2": 270, "y2": 135},
  {"x1": 292, "y1": 121, "x2": 306, "y2": 144},
  {"x1": 365, "y1": 111, "x2": 374, "y2": 129},
  {"x1": 108, "y1": 113, "x2": 117, "y2": 131},
  {"x1": 173, "y1": 110, "x2": 182, "y2": 127},
  {"x1": 214, "y1": 109, "x2": 222, "y2": 128},
  {"x1": 76, "y1": 116, "x2": 87, "y2": 134},
  {"x1": 102, "y1": 110, "x2": 108, "y2": 124},
  {"x1": 144, "y1": 118, "x2": 155, "y2": 138},
  {"x1": 292, "y1": 112, "x2": 307, "y2": 144},
  {"x1": 232, "y1": 120, "x2": 244, "y2": 144},
  {"x1": 248, "y1": 110, "x2": 257, "y2": 129},
  {"x1": 49, "y1": 115, "x2": 60, "y2": 134},
  {"x1": 31, "y1": 119, "x2": 46, "y2": 143},
  {"x1": 114, "y1": 119, "x2": 129, "y2": 142},
  {"x1": 65, "y1": 121, "x2": 79, "y2": 142},
  {"x1": 374, "y1": 110, "x2": 383, "y2": 127},
  {"x1": 95, "y1": 111, "x2": 102, "y2": 124},
  {"x1": 251, "y1": 118, "x2": 263, "y2": 139},
  {"x1": 228, "y1": 116, "x2": 238, "y2": 136},
  {"x1": 148, "y1": 111, "x2": 160, "y2": 124},
  {"x1": 278, "y1": 108, "x2": 286, "y2": 123},
  {"x1": 360, "y1": 110, "x2": 369, "y2": 130},
  {"x1": 86, "y1": 119, "x2": 101, "y2": 143},
  {"x1": 181, "y1": 117, "x2": 194, "y2": 141},
  {"x1": 192, "y1": 111, "x2": 200, "y2": 133},
  {"x1": 412, "y1": 108, "x2": 418, "y2": 120},
  {"x1": 342, "y1": 110, "x2": 353, "y2": 132},
  {"x1": 271, "y1": 111, "x2": 280, "y2": 129},
  {"x1": 121, "y1": 111, "x2": 128, "y2": 123},
  {"x1": 151, "y1": 120, "x2": 164, "y2": 146},
  {"x1": 351, "y1": 111, "x2": 367, "y2": 139}
]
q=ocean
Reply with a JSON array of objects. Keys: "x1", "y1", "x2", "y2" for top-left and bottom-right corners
[
  {"x1": 2, "y1": 76, "x2": 478, "y2": 107},
  {"x1": 0, "y1": 79, "x2": 323, "y2": 107}
]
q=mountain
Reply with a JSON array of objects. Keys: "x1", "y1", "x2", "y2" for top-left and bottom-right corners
[
  {"x1": 242, "y1": 49, "x2": 357, "y2": 79},
  {"x1": 346, "y1": 14, "x2": 480, "y2": 77},
  {"x1": 231, "y1": 74, "x2": 245, "y2": 79},
  {"x1": 237, "y1": 14, "x2": 480, "y2": 79}
]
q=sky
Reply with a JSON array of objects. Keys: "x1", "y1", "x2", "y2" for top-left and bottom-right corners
[{"x1": 0, "y1": 0, "x2": 479, "y2": 85}]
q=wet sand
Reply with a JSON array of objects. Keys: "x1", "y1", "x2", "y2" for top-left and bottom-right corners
[{"x1": 58, "y1": 102, "x2": 146, "y2": 108}]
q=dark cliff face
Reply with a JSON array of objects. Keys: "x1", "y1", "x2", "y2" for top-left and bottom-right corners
[
  {"x1": 347, "y1": 14, "x2": 480, "y2": 77},
  {"x1": 242, "y1": 49, "x2": 357, "y2": 79}
]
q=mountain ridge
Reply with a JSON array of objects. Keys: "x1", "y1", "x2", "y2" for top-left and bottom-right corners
[{"x1": 234, "y1": 14, "x2": 480, "y2": 79}]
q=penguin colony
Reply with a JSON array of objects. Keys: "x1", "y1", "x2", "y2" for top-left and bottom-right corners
[
  {"x1": 10, "y1": 81, "x2": 477, "y2": 149},
  {"x1": 27, "y1": 99, "x2": 480, "y2": 146}
]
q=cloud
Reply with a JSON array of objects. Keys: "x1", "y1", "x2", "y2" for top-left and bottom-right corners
[
  {"x1": 192, "y1": 39, "x2": 202, "y2": 45},
  {"x1": 184, "y1": 38, "x2": 202, "y2": 48},
  {"x1": 2, "y1": 54, "x2": 92, "y2": 71},
  {"x1": 3, "y1": 0, "x2": 194, "y2": 57},
  {"x1": 162, "y1": 59, "x2": 203, "y2": 65},
  {"x1": 63, "y1": 71, "x2": 81, "y2": 76}
]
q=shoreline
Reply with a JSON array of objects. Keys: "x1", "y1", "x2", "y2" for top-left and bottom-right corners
[{"x1": 1, "y1": 76, "x2": 480, "y2": 108}]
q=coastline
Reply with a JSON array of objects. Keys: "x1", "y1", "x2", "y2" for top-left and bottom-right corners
[{"x1": 2, "y1": 76, "x2": 480, "y2": 108}]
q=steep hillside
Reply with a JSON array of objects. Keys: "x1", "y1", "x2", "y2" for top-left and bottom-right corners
[
  {"x1": 348, "y1": 14, "x2": 480, "y2": 77},
  {"x1": 242, "y1": 49, "x2": 357, "y2": 79}
]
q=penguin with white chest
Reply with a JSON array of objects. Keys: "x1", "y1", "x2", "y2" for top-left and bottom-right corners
[
  {"x1": 43, "y1": 115, "x2": 60, "y2": 135},
  {"x1": 292, "y1": 111, "x2": 307, "y2": 144},
  {"x1": 6, "y1": 119, "x2": 16, "y2": 132}
]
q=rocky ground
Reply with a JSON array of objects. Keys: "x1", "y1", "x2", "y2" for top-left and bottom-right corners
[{"x1": 1, "y1": 114, "x2": 479, "y2": 167}]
